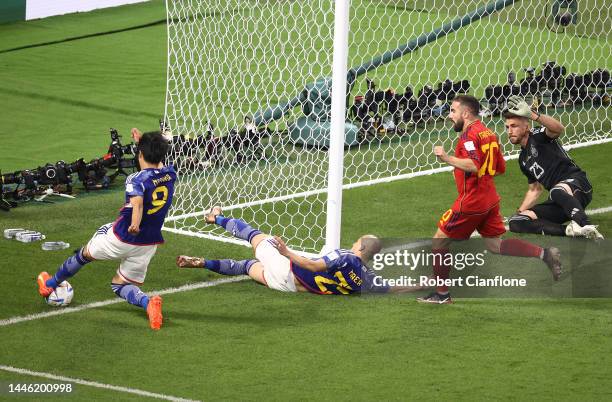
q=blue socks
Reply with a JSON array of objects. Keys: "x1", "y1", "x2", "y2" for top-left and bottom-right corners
[
  {"x1": 111, "y1": 283, "x2": 150, "y2": 310},
  {"x1": 205, "y1": 259, "x2": 256, "y2": 276},
  {"x1": 48, "y1": 248, "x2": 151, "y2": 311},
  {"x1": 46, "y1": 248, "x2": 90, "y2": 289},
  {"x1": 215, "y1": 215, "x2": 261, "y2": 242}
]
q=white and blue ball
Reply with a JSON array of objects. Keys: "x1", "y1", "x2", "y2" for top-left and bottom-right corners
[{"x1": 46, "y1": 281, "x2": 74, "y2": 307}]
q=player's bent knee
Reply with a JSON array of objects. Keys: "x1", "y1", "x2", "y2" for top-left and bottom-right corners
[
  {"x1": 521, "y1": 210, "x2": 538, "y2": 220},
  {"x1": 81, "y1": 246, "x2": 95, "y2": 261},
  {"x1": 508, "y1": 214, "x2": 536, "y2": 233},
  {"x1": 433, "y1": 228, "x2": 449, "y2": 239},
  {"x1": 432, "y1": 229, "x2": 451, "y2": 250},
  {"x1": 111, "y1": 272, "x2": 130, "y2": 285},
  {"x1": 247, "y1": 261, "x2": 267, "y2": 286},
  {"x1": 551, "y1": 183, "x2": 573, "y2": 196}
]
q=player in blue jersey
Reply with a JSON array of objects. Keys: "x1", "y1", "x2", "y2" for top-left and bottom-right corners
[
  {"x1": 37, "y1": 129, "x2": 176, "y2": 330},
  {"x1": 176, "y1": 206, "x2": 421, "y2": 294}
]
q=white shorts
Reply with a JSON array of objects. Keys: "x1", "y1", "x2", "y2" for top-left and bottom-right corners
[
  {"x1": 86, "y1": 223, "x2": 157, "y2": 284},
  {"x1": 256, "y1": 237, "x2": 297, "y2": 293}
]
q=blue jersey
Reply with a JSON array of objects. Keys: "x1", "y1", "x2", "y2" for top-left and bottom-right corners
[
  {"x1": 113, "y1": 166, "x2": 176, "y2": 245},
  {"x1": 291, "y1": 249, "x2": 389, "y2": 295}
]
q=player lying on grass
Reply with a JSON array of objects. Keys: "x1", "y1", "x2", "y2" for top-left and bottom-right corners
[
  {"x1": 503, "y1": 95, "x2": 603, "y2": 240},
  {"x1": 37, "y1": 129, "x2": 176, "y2": 330},
  {"x1": 418, "y1": 95, "x2": 562, "y2": 304},
  {"x1": 176, "y1": 207, "x2": 423, "y2": 294}
]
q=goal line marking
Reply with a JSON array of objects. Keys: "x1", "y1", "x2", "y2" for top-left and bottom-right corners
[
  {"x1": 165, "y1": 137, "x2": 612, "y2": 222},
  {"x1": 165, "y1": 205, "x2": 612, "y2": 247}
]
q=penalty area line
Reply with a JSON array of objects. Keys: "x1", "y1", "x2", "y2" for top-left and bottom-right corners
[
  {"x1": 0, "y1": 365, "x2": 199, "y2": 402},
  {"x1": 0, "y1": 276, "x2": 248, "y2": 328}
]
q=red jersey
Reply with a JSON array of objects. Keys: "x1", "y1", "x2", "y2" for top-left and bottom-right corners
[{"x1": 451, "y1": 120, "x2": 505, "y2": 213}]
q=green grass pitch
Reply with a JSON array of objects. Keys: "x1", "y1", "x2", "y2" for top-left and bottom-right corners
[{"x1": 1, "y1": 1, "x2": 611, "y2": 400}]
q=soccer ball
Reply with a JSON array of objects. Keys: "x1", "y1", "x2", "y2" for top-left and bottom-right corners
[{"x1": 46, "y1": 281, "x2": 74, "y2": 307}]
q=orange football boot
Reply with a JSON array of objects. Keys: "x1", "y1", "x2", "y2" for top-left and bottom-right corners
[
  {"x1": 37, "y1": 272, "x2": 54, "y2": 297},
  {"x1": 147, "y1": 295, "x2": 163, "y2": 330}
]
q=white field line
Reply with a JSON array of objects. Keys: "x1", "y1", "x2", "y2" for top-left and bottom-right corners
[
  {"x1": 0, "y1": 276, "x2": 247, "y2": 328},
  {"x1": 165, "y1": 137, "x2": 612, "y2": 223},
  {"x1": 587, "y1": 205, "x2": 612, "y2": 215},
  {"x1": 162, "y1": 226, "x2": 319, "y2": 257},
  {"x1": 3, "y1": 206, "x2": 610, "y2": 328},
  {"x1": 0, "y1": 365, "x2": 199, "y2": 402},
  {"x1": 164, "y1": 204, "x2": 612, "y2": 248}
]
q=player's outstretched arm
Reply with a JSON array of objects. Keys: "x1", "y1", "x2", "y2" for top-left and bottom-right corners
[
  {"x1": 535, "y1": 113, "x2": 565, "y2": 139},
  {"x1": 273, "y1": 236, "x2": 326, "y2": 272},
  {"x1": 131, "y1": 127, "x2": 143, "y2": 143},
  {"x1": 518, "y1": 182, "x2": 543, "y2": 212},
  {"x1": 507, "y1": 95, "x2": 564, "y2": 139},
  {"x1": 128, "y1": 195, "x2": 144, "y2": 235}
]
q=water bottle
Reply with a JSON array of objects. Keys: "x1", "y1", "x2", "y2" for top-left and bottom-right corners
[
  {"x1": 15, "y1": 231, "x2": 46, "y2": 243},
  {"x1": 3, "y1": 228, "x2": 26, "y2": 239},
  {"x1": 14, "y1": 230, "x2": 38, "y2": 240},
  {"x1": 42, "y1": 241, "x2": 70, "y2": 251}
]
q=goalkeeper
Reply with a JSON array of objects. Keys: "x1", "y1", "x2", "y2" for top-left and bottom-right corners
[
  {"x1": 503, "y1": 95, "x2": 603, "y2": 239},
  {"x1": 176, "y1": 207, "x2": 422, "y2": 294}
]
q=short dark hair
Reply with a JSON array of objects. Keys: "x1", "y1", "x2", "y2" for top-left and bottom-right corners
[
  {"x1": 453, "y1": 94, "x2": 480, "y2": 116},
  {"x1": 138, "y1": 131, "x2": 169, "y2": 164}
]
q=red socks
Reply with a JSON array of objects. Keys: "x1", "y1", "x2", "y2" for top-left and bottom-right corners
[
  {"x1": 499, "y1": 239, "x2": 543, "y2": 259},
  {"x1": 432, "y1": 241, "x2": 543, "y2": 294},
  {"x1": 432, "y1": 248, "x2": 451, "y2": 293}
]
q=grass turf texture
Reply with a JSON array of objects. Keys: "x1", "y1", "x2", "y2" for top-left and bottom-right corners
[{"x1": 1, "y1": 1, "x2": 611, "y2": 400}]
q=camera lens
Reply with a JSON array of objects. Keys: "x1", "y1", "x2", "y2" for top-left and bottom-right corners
[{"x1": 45, "y1": 167, "x2": 56, "y2": 179}]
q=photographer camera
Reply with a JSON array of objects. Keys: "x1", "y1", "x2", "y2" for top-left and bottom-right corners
[
  {"x1": 540, "y1": 61, "x2": 566, "y2": 106},
  {"x1": 224, "y1": 116, "x2": 265, "y2": 165},
  {"x1": 106, "y1": 128, "x2": 139, "y2": 175},
  {"x1": 1, "y1": 171, "x2": 19, "y2": 211}
]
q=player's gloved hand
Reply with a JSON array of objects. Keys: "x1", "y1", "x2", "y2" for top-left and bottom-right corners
[{"x1": 506, "y1": 95, "x2": 532, "y2": 118}]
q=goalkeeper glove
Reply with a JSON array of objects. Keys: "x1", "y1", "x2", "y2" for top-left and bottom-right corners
[{"x1": 506, "y1": 95, "x2": 532, "y2": 119}]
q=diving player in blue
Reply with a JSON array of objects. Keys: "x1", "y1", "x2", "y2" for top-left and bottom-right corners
[
  {"x1": 176, "y1": 206, "x2": 421, "y2": 295},
  {"x1": 286, "y1": 244, "x2": 387, "y2": 295},
  {"x1": 37, "y1": 129, "x2": 176, "y2": 330}
]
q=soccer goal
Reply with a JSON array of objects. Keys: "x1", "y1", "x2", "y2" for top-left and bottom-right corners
[{"x1": 163, "y1": 0, "x2": 611, "y2": 252}]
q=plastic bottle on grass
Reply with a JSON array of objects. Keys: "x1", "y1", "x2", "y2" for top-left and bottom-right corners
[{"x1": 42, "y1": 241, "x2": 70, "y2": 251}]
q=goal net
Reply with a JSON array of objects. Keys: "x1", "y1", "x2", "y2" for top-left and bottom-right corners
[{"x1": 163, "y1": 0, "x2": 611, "y2": 252}]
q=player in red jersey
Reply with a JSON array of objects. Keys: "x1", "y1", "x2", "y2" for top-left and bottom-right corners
[{"x1": 417, "y1": 95, "x2": 561, "y2": 304}]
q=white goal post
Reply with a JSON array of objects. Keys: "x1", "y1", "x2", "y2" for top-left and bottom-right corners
[{"x1": 163, "y1": 0, "x2": 611, "y2": 252}]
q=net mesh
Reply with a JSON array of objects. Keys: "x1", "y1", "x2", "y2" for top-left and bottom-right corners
[{"x1": 164, "y1": 0, "x2": 611, "y2": 251}]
